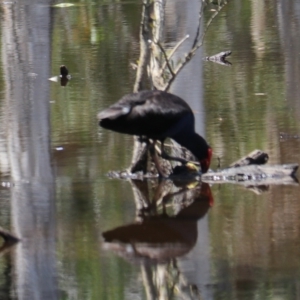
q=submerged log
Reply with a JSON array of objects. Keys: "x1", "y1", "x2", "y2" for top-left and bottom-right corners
[
  {"x1": 202, "y1": 149, "x2": 298, "y2": 190},
  {"x1": 108, "y1": 149, "x2": 298, "y2": 189},
  {"x1": 202, "y1": 163, "x2": 298, "y2": 185}
]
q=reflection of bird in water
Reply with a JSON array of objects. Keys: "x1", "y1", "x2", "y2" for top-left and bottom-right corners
[
  {"x1": 97, "y1": 90, "x2": 212, "y2": 177},
  {"x1": 59, "y1": 65, "x2": 71, "y2": 86},
  {"x1": 102, "y1": 182, "x2": 213, "y2": 262}
]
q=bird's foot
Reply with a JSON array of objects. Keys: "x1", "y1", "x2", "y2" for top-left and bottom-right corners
[{"x1": 160, "y1": 150, "x2": 190, "y2": 165}]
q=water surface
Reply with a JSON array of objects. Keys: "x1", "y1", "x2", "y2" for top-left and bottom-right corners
[{"x1": 0, "y1": 0, "x2": 300, "y2": 299}]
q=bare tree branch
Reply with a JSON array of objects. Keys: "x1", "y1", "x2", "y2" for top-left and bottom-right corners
[
  {"x1": 192, "y1": 0, "x2": 207, "y2": 49},
  {"x1": 163, "y1": 1, "x2": 228, "y2": 91},
  {"x1": 161, "y1": 34, "x2": 189, "y2": 73},
  {"x1": 130, "y1": 0, "x2": 153, "y2": 173},
  {"x1": 154, "y1": 40, "x2": 175, "y2": 77},
  {"x1": 133, "y1": 0, "x2": 152, "y2": 93}
]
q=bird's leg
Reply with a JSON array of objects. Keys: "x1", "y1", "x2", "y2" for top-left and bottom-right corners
[
  {"x1": 149, "y1": 140, "x2": 168, "y2": 178},
  {"x1": 160, "y1": 141, "x2": 191, "y2": 165}
]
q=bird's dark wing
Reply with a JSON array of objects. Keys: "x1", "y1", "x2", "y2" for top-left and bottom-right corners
[
  {"x1": 98, "y1": 90, "x2": 194, "y2": 138},
  {"x1": 97, "y1": 92, "x2": 149, "y2": 121},
  {"x1": 124, "y1": 90, "x2": 192, "y2": 119},
  {"x1": 98, "y1": 90, "x2": 192, "y2": 120}
]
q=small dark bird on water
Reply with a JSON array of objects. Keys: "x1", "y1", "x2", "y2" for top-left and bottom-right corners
[
  {"x1": 60, "y1": 65, "x2": 69, "y2": 77},
  {"x1": 60, "y1": 65, "x2": 71, "y2": 86},
  {"x1": 97, "y1": 90, "x2": 212, "y2": 176}
]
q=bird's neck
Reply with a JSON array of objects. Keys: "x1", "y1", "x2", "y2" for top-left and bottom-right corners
[{"x1": 173, "y1": 131, "x2": 209, "y2": 161}]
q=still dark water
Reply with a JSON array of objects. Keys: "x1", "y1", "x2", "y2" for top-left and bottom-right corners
[{"x1": 0, "y1": 0, "x2": 300, "y2": 299}]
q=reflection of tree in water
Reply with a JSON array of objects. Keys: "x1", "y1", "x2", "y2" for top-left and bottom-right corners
[{"x1": 103, "y1": 181, "x2": 213, "y2": 298}]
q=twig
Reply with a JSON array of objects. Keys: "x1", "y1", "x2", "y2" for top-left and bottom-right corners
[
  {"x1": 133, "y1": 0, "x2": 152, "y2": 93},
  {"x1": 161, "y1": 34, "x2": 189, "y2": 73},
  {"x1": 154, "y1": 40, "x2": 175, "y2": 77},
  {"x1": 0, "y1": 227, "x2": 20, "y2": 243},
  {"x1": 192, "y1": 0, "x2": 207, "y2": 49}
]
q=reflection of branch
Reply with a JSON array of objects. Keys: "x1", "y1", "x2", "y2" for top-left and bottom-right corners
[
  {"x1": 141, "y1": 263, "x2": 157, "y2": 299},
  {"x1": 203, "y1": 50, "x2": 232, "y2": 66}
]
